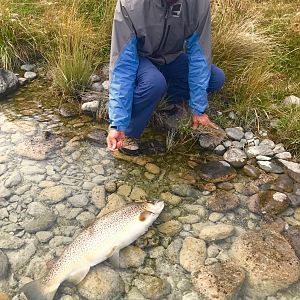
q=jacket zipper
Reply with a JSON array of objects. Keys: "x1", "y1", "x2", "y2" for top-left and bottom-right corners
[
  {"x1": 161, "y1": 25, "x2": 171, "y2": 50},
  {"x1": 155, "y1": 7, "x2": 169, "y2": 54}
]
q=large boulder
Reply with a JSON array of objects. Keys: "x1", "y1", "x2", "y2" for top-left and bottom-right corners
[
  {"x1": 230, "y1": 229, "x2": 300, "y2": 298},
  {"x1": 78, "y1": 265, "x2": 125, "y2": 300},
  {"x1": 192, "y1": 261, "x2": 245, "y2": 300},
  {"x1": 0, "y1": 68, "x2": 18, "y2": 98}
]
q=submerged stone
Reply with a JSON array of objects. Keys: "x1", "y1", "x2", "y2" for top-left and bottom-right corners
[
  {"x1": 0, "y1": 231, "x2": 24, "y2": 249},
  {"x1": 258, "y1": 191, "x2": 289, "y2": 216},
  {"x1": 268, "y1": 174, "x2": 294, "y2": 193},
  {"x1": 199, "y1": 224, "x2": 235, "y2": 241},
  {"x1": 179, "y1": 237, "x2": 206, "y2": 272},
  {"x1": 86, "y1": 128, "x2": 107, "y2": 147},
  {"x1": 197, "y1": 161, "x2": 237, "y2": 183},
  {"x1": 207, "y1": 190, "x2": 240, "y2": 212},
  {"x1": 59, "y1": 103, "x2": 79, "y2": 117},
  {"x1": 288, "y1": 193, "x2": 300, "y2": 207},
  {"x1": 133, "y1": 274, "x2": 171, "y2": 300},
  {"x1": 283, "y1": 226, "x2": 300, "y2": 259},
  {"x1": 192, "y1": 261, "x2": 245, "y2": 300},
  {"x1": 24, "y1": 212, "x2": 57, "y2": 233},
  {"x1": 78, "y1": 265, "x2": 125, "y2": 300},
  {"x1": 230, "y1": 229, "x2": 300, "y2": 297}
]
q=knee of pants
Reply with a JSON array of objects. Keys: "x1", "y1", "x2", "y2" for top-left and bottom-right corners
[
  {"x1": 137, "y1": 72, "x2": 167, "y2": 101},
  {"x1": 210, "y1": 65, "x2": 226, "y2": 92}
]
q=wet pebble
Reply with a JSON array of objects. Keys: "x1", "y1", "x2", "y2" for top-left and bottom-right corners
[
  {"x1": 199, "y1": 224, "x2": 235, "y2": 241},
  {"x1": 36, "y1": 231, "x2": 53, "y2": 243},
  {"x1": 120, "y1": 246, "x2": 146, "y2": 268},
  {"x1": 197, "y1": 161, "x2": 237, "y2": 183},
  {"x1": 145, "y1": 163, "x2": 160, "y2": 175},
  {"x1": 133, "y1": 274, "x2": 171, "y2": 300},
  {"x1": 38, "y1": 185, "x2": 71, "y2": 204},
  {"x1": 104, "y1": 181, "x2": 117, "y2": 193},
  {"x1": 0, "y1": 232, "x2": 24, "y2": 249},
  {"x1": 24, "y1": 212, "x2": 57, "y2": 233},
  {"x1": 179, "y1": 237, "x2": 206, "y2": 272},
  {"x1": 158, "y1": 220, "x2": 183, "y2": 237},
  {"x1": 160, "y1": 192, "x2": 182, "y2": 205},
  {"x1": 130, "y1": 186, "x2": 147, "y2": 201},
  {"x1": 207, "y1": 190, "x2": 240, "y2": 212},
  {"x1": 68, "y1": 194, "x2": 89, "y2": 208}
]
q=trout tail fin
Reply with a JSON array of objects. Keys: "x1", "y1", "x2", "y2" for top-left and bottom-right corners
[{"x1": 22, "y1": 279, "x2": 57, "y2": 300}]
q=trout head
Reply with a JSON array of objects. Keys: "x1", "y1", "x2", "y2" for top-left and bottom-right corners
[{"x1": 138, "y1": 201, "x2": 164, "y2": 224}]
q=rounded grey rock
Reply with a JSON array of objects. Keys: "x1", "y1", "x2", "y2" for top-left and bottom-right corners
[
  {"x1": 68, "y1": 194, "x2": 89, "y2": 208},
  {"x1": 223, "y1": 148, "x2": 247, "y2": 168},
  {"x1": 225, "y1": 127, "x2": 244, "y2": 141},
  {"x1": 90, "y1": 82, "x2": 103, "y2": 92},
  {"x1": 21, "y1": 64, "x2": 35, "y2": 72},
  {"x1": 257, "y1": 161, "x2": 284, "y2": 174},
  {"x1": 24, "y1": 212, "x2": 57, "y2": 233},
  {"x1": 90, "y1": 74, "x2": 101, "y2": 83},
  {"x1": 24, "y1": 72, "x2": 37, "y2": 80}
]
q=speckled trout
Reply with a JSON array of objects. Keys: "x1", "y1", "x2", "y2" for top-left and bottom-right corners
[{"x1": 22, "y1": 201, "x2": 164, "y2": 300}]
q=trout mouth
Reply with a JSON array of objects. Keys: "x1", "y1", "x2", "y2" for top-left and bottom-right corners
[{"x1": 143, "y1": 201, "x2": 164, "y2": 214}]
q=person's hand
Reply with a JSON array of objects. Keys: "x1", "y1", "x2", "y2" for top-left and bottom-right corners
[
  {"x1": 107, "y1": 128, "x2": 125, "y2": 151},
  {"x1": 192, "y1": 114, "x2": 219, "y2": 130}
]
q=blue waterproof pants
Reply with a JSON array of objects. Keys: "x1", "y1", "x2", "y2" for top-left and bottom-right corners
[{"x1": 126, "y1": 53, "x2": 225, "y2": 138}]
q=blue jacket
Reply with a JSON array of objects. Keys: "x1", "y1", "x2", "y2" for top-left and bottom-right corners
[{"x1": 109, "y1": 0, "x2": 211, "y2": 131}]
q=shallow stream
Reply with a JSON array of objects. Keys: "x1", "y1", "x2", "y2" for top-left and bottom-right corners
[{"x1": 0, "y1": 81, "x2": 300, "y2": 300}]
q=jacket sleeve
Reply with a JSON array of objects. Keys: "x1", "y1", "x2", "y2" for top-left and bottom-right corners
[
  {"x1": 108, "y1": 0, "x2": 139, "y2": 131},
  {"x1": 185, "y1": 4, "x2": 212, "y2": 115}
]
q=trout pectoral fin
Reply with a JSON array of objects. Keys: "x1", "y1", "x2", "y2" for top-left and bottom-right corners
[
  {"x1": 68, "y1": 267, "x2": 90, "y2": 285},
  {"x1": 108, "y1": 247, "x2": 120, "y2": 268}
]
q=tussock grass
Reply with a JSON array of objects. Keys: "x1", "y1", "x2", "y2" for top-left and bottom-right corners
[
  {"x1": 210, "y1": 0, "x2": 300, "y2": 152},
  {"x1": 46, "y1": 2, "x2": 97, "y2": 97},
  {"x1": 0, "y1": 1, "x2": 37, "y2": 69}
]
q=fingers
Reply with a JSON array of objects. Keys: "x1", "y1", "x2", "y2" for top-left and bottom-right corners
[
  {"x1": 116, "y1": 139, "x2": 124, "y2": 149},
  {"x1": 107, "y1": 137, "x2": 117, "y2": 151},
  {"x1": 207, "y1": 120, "x2": 219, "y2": 130},
  {"x1": 192, "y1": 121, "x2": 199, "y2": 129}
]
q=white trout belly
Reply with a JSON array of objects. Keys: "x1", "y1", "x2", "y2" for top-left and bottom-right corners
[{"x1": 85, "y1": 243, "x2": 118, "y2": 267}]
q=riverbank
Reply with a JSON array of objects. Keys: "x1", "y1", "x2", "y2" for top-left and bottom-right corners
[{"x1": 0, "y1": 0, "x2": 299, "y2": 152}]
